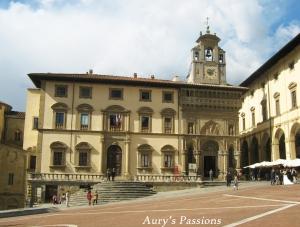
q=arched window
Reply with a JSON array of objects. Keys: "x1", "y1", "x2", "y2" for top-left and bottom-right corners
[
  {"x1": 103, "y1": 105, "x2": 129, "y2": 132},
  {"x1": 77, "y1": 104, "x2": 93, "y2": 130},
  {"x1": 137, "y1": 144, "x2": 153, "y2": 168},
  {"x1": 50, "y1": 142, "x2": 67, "y2": 167},
  {"x1": 161, "y1": 145, "x2": 175, "y2": 168},
  {"x1": 205, "y1": 47, "x2": 213, "y2": 61},
  {"x1": 288, "y1": 82, "x2": 297, "y2": 109},
  {"x1": 75, "y1": 142, "x2": 91, "y2": 168},
  {"x1": 51, "y1": 103, "x2": 68, "y2": 129},
  {"x1": 137, "y1": 107, "x2": 153, "y2": 133},
  {"x1": 161, "y1": 108, "x2": 176, "y2": 134},
  {"x1": 14, "y1": 130, "x2": 21, "y2": 141}
]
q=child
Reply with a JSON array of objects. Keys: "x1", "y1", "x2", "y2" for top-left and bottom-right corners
[{"x1": 233, "y1": 175, "x2": 239, "y2": 190}]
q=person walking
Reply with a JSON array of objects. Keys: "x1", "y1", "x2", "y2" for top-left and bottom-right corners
[
  {"x1": 87, "y1": 190, "x2": 92, "y2": 206},
  {"x1": 226, "y1": 172, "x2": 231, "y2": 187},
  {"x1": 209, "y1": 169, "x2": 213, "y2": 181},
  {"x1": 66, "y1": 191, "x2": 70, "y2": 207},
  {"x1": 93, "y1": 191, "x2": 99, "y2": 205},
  {"x1": 111, "y1": 168, "x2": 116, "y2": 181},
  {"x1": 106, "y1": 168, "x2": 111, "y2": 181},
  {"x1": 233, "y1": 175, "x2": 239, "y2": 190}
]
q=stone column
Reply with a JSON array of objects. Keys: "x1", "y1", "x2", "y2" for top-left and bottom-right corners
[
  {"x1": 235, "y1": 150, "x2": 241, "y2": 169},
  {"x1": 223, "y1": 151, "x2": 228, "y2": 175},
  {"x1": 272, "y1": 142, "x2": 279, "y2": 161},
  {"x1": 30, "y1": 183, "x2": 37, "y2": 208},
  {"x1": 181, "y1": 150, "x2": 186, "y2": 175},
  {"x1": 289, "y1": 138, "x2": 296, "y2": 159},
  {"x1": 218, "y1": 150, "x2": 224, "y2": 180},
  {"x1": 99, "y1": 136, "x2": 104, "y2": 174},
  {"x1": 124, "y1": 139, "x2": 130, "y2": 177}
]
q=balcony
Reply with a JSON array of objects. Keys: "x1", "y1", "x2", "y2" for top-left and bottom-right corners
[{"x1": 55, "y1": 123, "x2": 65, "y2": 129}]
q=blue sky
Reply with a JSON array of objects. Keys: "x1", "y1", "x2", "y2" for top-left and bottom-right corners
[{"x1": 0, "y1": 0, "x2": 299, "y2": 111}]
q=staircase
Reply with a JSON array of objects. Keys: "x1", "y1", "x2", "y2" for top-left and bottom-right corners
[{"x1": 68, "y1": 181, "x2": 156, "y2": 206}]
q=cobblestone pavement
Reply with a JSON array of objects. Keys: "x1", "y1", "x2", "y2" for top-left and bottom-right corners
[{"x1": 1, "y1": 181, "x2": 300, "y2": 227}]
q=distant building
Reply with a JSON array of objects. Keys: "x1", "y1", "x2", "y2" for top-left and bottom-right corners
[
  {"x1": 239, "y1": 33, "x2": 300, "y2": 168},
  {"x1": 24, "y1": 27, "x2": 247, "y2": 203},
  {"x1": 0, "y1": 101, "x2": 26, "y2": 210}
]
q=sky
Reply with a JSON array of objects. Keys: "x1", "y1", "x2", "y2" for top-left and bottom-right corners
[{"x1": 0, "y1": 0, "x2": 299, "y2": 111}]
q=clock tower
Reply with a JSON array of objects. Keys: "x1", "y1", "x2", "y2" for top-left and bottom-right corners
[{"x1": 187, "y1": 25, "x2": 226, "y2": 85}]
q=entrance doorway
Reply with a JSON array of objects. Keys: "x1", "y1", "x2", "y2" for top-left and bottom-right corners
[
  {"x1": 204, "y1": 156, "x2": 216, "y2": 177},
  {"x1": 45, "y1": 185, "x2": 58, "y2": 203},
  {"x1": 107, "y1": 145, "x2": 122, "y2": 176}
]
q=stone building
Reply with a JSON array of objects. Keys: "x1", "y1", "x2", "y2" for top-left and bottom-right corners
[
  {"x1": 0, "y1": 101, "x2": 26, "y2": 210},
  {"x1": 24, "y1": 28, "x2": 247, "y2": 203},
  {"x1": 239, "y1": 33, "x2": 300, "y2": 169}
]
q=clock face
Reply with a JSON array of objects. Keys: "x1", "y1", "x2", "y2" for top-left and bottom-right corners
[{"x1": 206, "y1": 67, "x2": 217, "y2": 78}]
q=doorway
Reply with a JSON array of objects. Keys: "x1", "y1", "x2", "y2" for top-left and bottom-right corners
[
  {"x1": 204, "y1": 156, "x2": 216, "y2": 177},
  {"x1": 107, "y1": 145, "x2": 122, "y2": 176},
  {"x1": 45, "y1": 185, "x2": 58, "y2": 203}
]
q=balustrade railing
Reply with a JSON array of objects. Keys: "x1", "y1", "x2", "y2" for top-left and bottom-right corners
[
  {"x1": 135, "y1": 174, "x2": 202, "y2": 182},
  {"x1": 28, "y1": 173, "x2": 105, "y2": 182}
]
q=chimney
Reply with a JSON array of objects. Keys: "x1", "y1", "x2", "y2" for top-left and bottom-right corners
[
  {"x1": 89, "y1": 69, "x2": 93, "y2": 74},
  {"x1": 150, "y1": 75, "x2": 155, "y2": 79},
  {"x1": 133, "y1": 73, "x2": 137, "y2": 78}
]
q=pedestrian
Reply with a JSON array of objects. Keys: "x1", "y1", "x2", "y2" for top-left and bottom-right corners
[
  {"x1": 111, "y1": 168, "x2": 116, "y2": 181},
  {"x1": 87, "y1": 190, "x2": 92, "y2": 206},
  {"x1": 233, "y1": 175, "x2": 239, "y2": 190},
  {"x1": 270, "y1": 168, "x2": 275, "y2": 185},
  {"x1": 93, "y1": 191, "x2": 99, "y2": 205},
  {"x1": 209, "y1": 169, "x2": 213, "y2": 181},
  {"x1": 52, "y1": 195, "x2": 58, "y2": 205},
  {"x1": 106, "y1": 168, "x2": 111, "y2": 181},
  {"x1": 66, "y1": 191, "x2": 70, "y2": 207},
  {"x1": 226, "y1": 172, "x2": 231, "y2": 187}
]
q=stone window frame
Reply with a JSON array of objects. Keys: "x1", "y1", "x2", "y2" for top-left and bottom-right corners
[
  {"x1": 51, "y1": 103, "x2": 68, "y2": 129},
  {"x1": 250, "y1": 107, "x2": 256, "y2": 127},
  {"x1": 162, "y1": 91, "x2": 174, "y2": 103},
  {"x1": 76, "y1": 104, "x2": 94, "y2": 130},
  {"x1": 103, "y1": 105, "x2": 129, "y2": 132},
  {"x1": 32, "y1": 117, "x2": 39, "y2": 130},
  {"x1": 288, "y1": 82, "x2": 297, "y2": 109},
  {"x1": 50, "y1": 142, "x2": 67, "y2": 169},
  {"x1": 75, "y1": 142, "x2": 92, "y2": 170},
  {"x1": 137, "y1": 144, "x2": 153, "y2": 169},
  {"x1": 55, "y1": 84, "x2": 68, "y2": 98},
  {"x1": 79, "y1": 86, "x2": 93, "y2": 99},
  {"x1": 137, "y1": 107, "x2": 153, "y2": 133},
  {"x1": 161, "y1": 145, "x2": 175, "y2": 169},
  {"x1": 139, "y1": 89, "x2": 152, "y2": 102},
  {"x1": 109, "y1": 88, "x2": 123, "y2": 100},
  {"x1": 187, "y1": 122, "x2": 195, "y2": 134},
  {"x1": 14, "y1": 129, "x2": 21, "y2": 142},
  {"x1": 273, "y1": 92, "x2": 280, "y2": 116},
  {"x1": 161, "y1": 108, "x2": 176, "y2": 134}
]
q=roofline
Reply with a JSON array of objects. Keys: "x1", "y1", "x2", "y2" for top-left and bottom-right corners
[
  {"x1": 28, "y1": 73, "x2": 248, "y2": 92},
  {"x1": 240, "y1": 33, "x2": 300, "y2": 87}
]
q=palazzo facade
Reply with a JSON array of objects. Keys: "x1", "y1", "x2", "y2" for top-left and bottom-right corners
[{"x1": 25, "y1": 28, "x2": 273, "y2": 202}]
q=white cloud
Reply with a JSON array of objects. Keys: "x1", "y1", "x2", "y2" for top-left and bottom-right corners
[{"x1": 0, "y1": 0, "x2": 299, "y2": 110}]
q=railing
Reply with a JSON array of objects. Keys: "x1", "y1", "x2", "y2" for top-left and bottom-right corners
[
  {"x1": 55, "y1": 123, "x2": 65, "y2": 129},
  {"x1": 27, "y1": 173, "x2": 105, "y2": 182},
  {"x1": 135, "y1": 174, "x2": 202, "y2": 182},
  {"x1": 80, "y1": 124, "x2": 89, "y2": 130}
]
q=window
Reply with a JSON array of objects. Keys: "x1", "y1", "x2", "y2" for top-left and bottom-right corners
[
  {"x1": 252, "y1": 111, "x2": 255, "y2": 127},
  {"x1": 52, "y1": 103, "x2": 68, "y2": 129},
  {"x1": 79, "y1": 86, "x2": 92, "y2": 99},
  {"x1": 141, "y1": 153, "x2": 150, "y2": 167},
  {"x1": 80, "y1": 113, "x2": 90, "y2": 130},
  {"x1": 110, "y1": 88, "x2": 123, "y2": 100},
  {"x1": 8, "y1": 173, "x2": 14, "y2": 185},
  {"x1": 219, "y1": 54, "x2": 224, "y2": 63},
  {"x1": 53, "y1": 151, "x2": 64, "y2": 166},
  {"x1": 242, "y1": 117, "x2": 245, "y2": 131},
  {"x1": 109, "y1": 114, "x2": 122, "y2": 131},
  {"x1": 164, "y1": 154, "x2": 173, "y2": 167},
  {"x1": 55, "y1": 112, "x2": 65, "y2": 129},
  {"x1": 141, "y1": 115, "x2": 150, "y2": 132},
  {"x1": 29, "y1": 155, "x2": 36, "y2": 171},
  {"x1": 138, "y1": 144, "x2": 153, "y2": 169},
  {"x1": 14, "y1": 130, "x2": 21, "y2": 141},
  {"x1": 228, "y1": 124, "x2": 234, "y2": 135},
  {"x1": 162, "y1": 91, "x2": 174, "y2": 103},
  {"x1": 79, "y1": 151, "x2": 88, "y2": 166},
  {"x1": 33, "y1": 117, "x2": 39, "y2": 130},
  {"x1": 140, "y1": 90, "x2": 151, "y2": 101},
  {"x1": 188, "y1": 122, "x2": 194, "y2": 134},
  {"x1": 291, "y1": 90, "x2": 297, "y2": 108},
  {"x1": 275, "y1": 99, "x2": 280, "y2": 116},
  {"x1": 164, "y1": 117, "x2": 172, "y2": 133},
  {"x1": 55, "y1": 85, "x2": 68, "y2": 97},
  {"x1": 261, "y1": 100, "x2": 268, "y2": 121},
  {"x1": 289, "y1": 61, "x2": 295, "y2": 70},
  {"x1": 50, "y1": 142, "x2": 66, "y2": 167},
  {"x1": 194, "y1": 51, "x2": 199, "y2": 61}
]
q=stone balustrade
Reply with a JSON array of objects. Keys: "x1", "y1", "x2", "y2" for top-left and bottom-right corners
[
  {"x1": 27, "y1": 173, "x2": 105, "y2": 183},
  {"x1": 135, "y1": 174, "x2": 202, "y2": 182}
]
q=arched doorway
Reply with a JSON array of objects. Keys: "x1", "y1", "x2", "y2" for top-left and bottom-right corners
[
  {"x1": 201, "y1": 140, "x2": 218, "y2": 178},
  {"x1": 279, "y1": 134, "x2": 286, "y2": 159},
  {"x1": 265, "y1": 138, "x2": 271, "y2": 161},
  {"x1": 241, "y1": 140, "x2": 249, "y2": 168},
  {"x1": 296, "y1": 132, "x2": 300, "y2": 158},
  {"x1": 251, "y1": 137, "x2": 259, "y2": 164},
  {"x1": 107, "y1": 145, "x2": 122, "y2": 176},
  {"x1": 228, "y1": 145, "x2": 235, "y2": 169}
]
